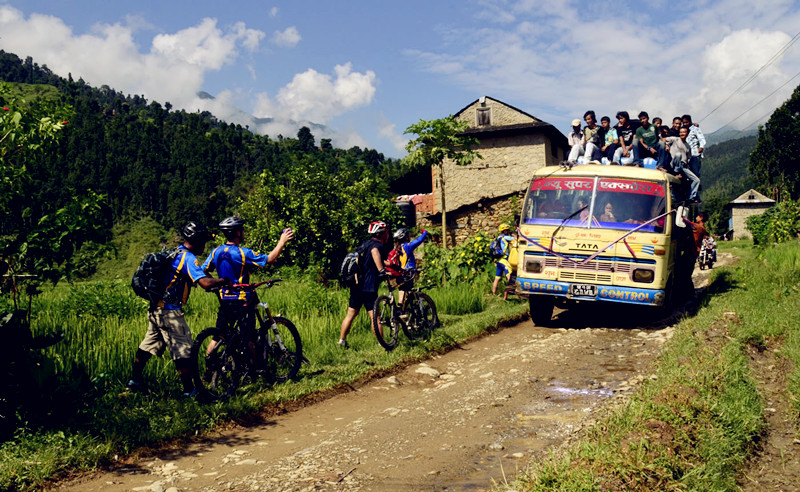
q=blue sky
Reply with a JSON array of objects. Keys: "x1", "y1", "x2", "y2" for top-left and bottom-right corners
[{"x1": 2, "y1": 0, "x2": 799, "y2": 158}]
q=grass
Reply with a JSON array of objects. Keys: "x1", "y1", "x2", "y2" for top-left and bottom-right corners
[
  {"x1": 505, "y1": 240, "x2": 800, "y2": 491},
  {"x1": 0, "y1": 271, "x2": 526, "y2": 490}
]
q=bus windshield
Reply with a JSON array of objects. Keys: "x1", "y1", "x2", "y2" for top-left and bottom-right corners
[{"x1": 521, "y1": 176, "x2": 667, "y2": 233}]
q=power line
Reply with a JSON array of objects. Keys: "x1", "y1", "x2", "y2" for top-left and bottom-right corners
[
  {"x1": 698, "y1": 29, "x2": 800, "y2": 123},
  {"x1": 743, "y1": 108, "x2": 778, "y2": 130},
  {"x1": 719, "y1": 69, "x2": 800, "y2": 128}
]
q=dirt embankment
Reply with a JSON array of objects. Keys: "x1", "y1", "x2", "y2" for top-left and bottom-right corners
[{"x1": 62, "y1": 255, "x2": 738, "y2": 492}]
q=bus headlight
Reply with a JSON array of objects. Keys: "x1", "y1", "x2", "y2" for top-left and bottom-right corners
[
  {"x1": 633, "y1": 269, "x2": 654, "y2": 283},
  {"x1": 525, "y1": 259, "x2": 543, "y2": 273}
]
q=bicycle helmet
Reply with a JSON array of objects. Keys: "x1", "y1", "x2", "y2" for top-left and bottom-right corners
[
  {"x1": 367, "y1": 221, "x2": 387, "y2": 235},
  {"x1": 219, "y1": 216, "x2": 246, "y2": 233},
  {"x1": 498, "y1": 223, "x2": 512, "y2": 233},
  {"x1": 393, "y1": 227, "x2": 409, "y2": 242},
  {"x1": 182, "y1": 221, "x2": 212, "y2": 243}
]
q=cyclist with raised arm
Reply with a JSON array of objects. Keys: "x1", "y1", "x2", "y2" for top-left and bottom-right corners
[
  {"x1": 201, "y1": 217, "x2": 293, "y2": 360},
  {"x1": 390, "y1": 227, "x2": 427, "y2": 303},
  {"x1": 126, "y1": 222, "x2": 229, "y2": 397}
]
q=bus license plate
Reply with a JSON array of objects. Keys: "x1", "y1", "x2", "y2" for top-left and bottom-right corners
[{"x1": 570, "y1": 284, "x2": 597, "y2": 297}]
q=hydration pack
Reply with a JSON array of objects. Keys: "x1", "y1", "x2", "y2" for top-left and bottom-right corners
[
  {"x1": 340, "y1": 243, "x2": 367, "y2": 288},
  {"x1": 131, "y1": 248, "x2": 178, "y2": 301},
  {"x1": 490, "y1": 237, "x2": 506, "y2": 259}
]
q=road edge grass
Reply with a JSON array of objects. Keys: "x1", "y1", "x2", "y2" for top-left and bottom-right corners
[
  {"x1": 0, "y1": 294, "x2": 528, "y2": 491},
  {"x1": 505, "y1": 241, "x2": 800, "y2": 491}
]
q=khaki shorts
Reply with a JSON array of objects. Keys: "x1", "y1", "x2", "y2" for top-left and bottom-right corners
[{"x1": 138, "y1": 308, "x2": 193, "y2": 360}]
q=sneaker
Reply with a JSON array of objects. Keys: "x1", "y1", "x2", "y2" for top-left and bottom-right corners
[
  {"x1": 337, "y1": 339, "x2": 349, "y2": 349},
  {"x1": 125, "y1": 380, "x2": 146, "y2": 392},
  {"x1": 182, "y1": 388, "x2": 198, "y2": 398}
]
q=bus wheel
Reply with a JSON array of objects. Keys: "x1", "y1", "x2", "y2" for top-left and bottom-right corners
[{"x1": 529, "y1": 296, "x2": 554, "y2": 326}]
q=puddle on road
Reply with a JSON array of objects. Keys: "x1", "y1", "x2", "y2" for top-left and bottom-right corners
[{"x1": 443, "y1": 369, "x2": 641, "y2": 490}]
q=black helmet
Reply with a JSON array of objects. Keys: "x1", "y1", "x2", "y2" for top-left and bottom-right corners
[
  {"x1": 182, "y1": 221, "x2": 212, "y2": 243},
  {"x1": 219, "y1": 216, "x2": 246, "y2": 233},
  {"x1": 393, "y1": 228, "x2": 409, "y2": 242}
]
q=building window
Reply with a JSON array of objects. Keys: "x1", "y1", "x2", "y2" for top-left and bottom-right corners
[{"x1": 476, "y1": 107, "x2": 491, "y2": 126}]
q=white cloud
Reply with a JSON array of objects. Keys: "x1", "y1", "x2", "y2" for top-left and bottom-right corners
[
  {"x1": 271, "y1": 26, "x2": 301, "y2": 47},
  {"x1": 379, "y1": 115, "x2": 409, "y2": 154},
  {"x1": 253, "y1": 63, "x2": 376, "y2": 123},
  {"x1": 409, "y1": 0, "x2": 800, "y2": 133},
  {"x1": 0, "y1": 6, "x2": 265, "y2": 112},
  {"x1": 270, "y1": 7, "x2": 279, "y2": 18}
]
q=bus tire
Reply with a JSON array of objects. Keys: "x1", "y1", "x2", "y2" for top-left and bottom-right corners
[{"x1": 529, "y1": 296, "x2": 554, "y2": 326}]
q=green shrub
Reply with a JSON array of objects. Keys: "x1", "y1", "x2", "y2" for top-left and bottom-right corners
[
  {"x1": 746, "y1": 199, "x2": 800, "y2": 245},
  {"x1": 422, "y1": 231, "x2": 495, "y2": 286}
]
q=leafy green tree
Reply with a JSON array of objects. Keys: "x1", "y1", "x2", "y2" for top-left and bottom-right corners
[
  {"x1": 0, "y1": 84, "x2": 106, "y2": 306},
  {"x1": 405, "y1": 116, "x2": 481, "y2": 249},
  {"x1": 750, "y1": 84, "x2": 800, "y2": 200}
]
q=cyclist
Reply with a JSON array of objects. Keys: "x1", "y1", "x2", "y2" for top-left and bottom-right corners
[
  {"x1": 491, "y1": 224, "x2": 515, "y2": 297},
  {"x1": 389, "y1": 227, "x2": 427, "y2": 303},
  {"x1": 126, "y1": 222, "x2": 229, "y2": 397},
  {"x1": 201, "y1": 217, "x2": 293, "y2": 362},
  {"x1": 338, "y1": 220, "x2": 390, "y2": 348}
]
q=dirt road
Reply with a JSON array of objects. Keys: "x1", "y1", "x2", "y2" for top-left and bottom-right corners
[{"x1": 62, "y1": 259, "x2": 731, "y2": 492}]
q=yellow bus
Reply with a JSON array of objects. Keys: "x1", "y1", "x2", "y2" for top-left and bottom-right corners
[{"x1": 515, "y1": 164, "x2": 682, "y2": 325}]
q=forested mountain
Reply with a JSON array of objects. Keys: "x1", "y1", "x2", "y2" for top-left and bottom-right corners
[
  {"x1": 698, "y1": 135, "x2": 757, "y2": 234},
  {"x1": 0, "y1": 50, "x2": 426, "y2": 236}
]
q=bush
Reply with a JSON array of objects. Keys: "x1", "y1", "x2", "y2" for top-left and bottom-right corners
[
  {"x1": 422, "y1": 231, "x2": 496, "y2": 286},
  {"x1": 746, "y1": 199, "x2": 800, "y2": 245}
]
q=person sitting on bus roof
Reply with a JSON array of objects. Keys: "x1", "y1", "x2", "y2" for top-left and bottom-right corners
[
  {"x1": 580, "y1": 110, "x2": 603, "y2": 163},
  {"x1": 614, "y1": 111, "x2": 638, "y2": 165},
  {"x1": 600, "y1": 116, "x2": 621, "y2": 164},
  {"x1": 668, "y1": 116, "x2": 682, "y2": 137},
  {"x1": 633, "y1": 111, "x2": 667, "y2": 168},
  {"x1": 566, "y1": 119, "x2": 583, "y2": 164}
]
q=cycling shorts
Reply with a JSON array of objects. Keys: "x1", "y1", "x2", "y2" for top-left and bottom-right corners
[
  {"x1": 216, "y1": 300, "x2": 257, "y2": 340},
  {"x1": 348, "y1": 289, "x2": 378, "y2": 311},
  {"x1": 495, "y1": 259, "x2": 511, "y2": 278}
]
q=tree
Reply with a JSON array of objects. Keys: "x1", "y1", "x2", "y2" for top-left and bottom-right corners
[
  {"x1": 749, "y1": 84, "x2": 800, "y2": 200},
  {"x1": 404, "y1": 116, "x2": 481, "y2": 249},
  {"x1": 0, "y1": 84, "x2": 106, "y2": 306}
]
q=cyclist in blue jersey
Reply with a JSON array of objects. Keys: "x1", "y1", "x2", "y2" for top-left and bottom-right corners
[
  {"x1": 126, "y1": 222, "x2": 229, "y2": 397},
  {"x1": 491, "y1": 224, "x2": 515, "y2": 296},
  {"x1": 393, "y1": 228, "x2": 427, "y2": 271},
  {"x1": 202, "y1": 217, "x2": 293, "y2": 347},
  {"x1": 391, "y1": 227, "x2": 427, "y2": 303}
]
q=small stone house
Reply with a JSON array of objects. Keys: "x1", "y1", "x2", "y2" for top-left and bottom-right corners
[
  {"x1": 725, "y1": 189, "x2": 776, "y2": 240},
  {"x1": 419, "y1": 96, "x2": 567, "y2": 245}
]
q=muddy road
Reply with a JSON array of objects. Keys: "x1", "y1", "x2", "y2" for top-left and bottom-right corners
[{"x1": 62, "y1": 258, "x2": 730, "y2": 492}]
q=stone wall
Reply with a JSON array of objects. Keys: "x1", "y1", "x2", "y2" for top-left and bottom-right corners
[
  {"x1": 457, "y1": 98, "x2": 537, "y2": 127},
  {"x1": 418, "y1": 192, "x2": 524, "y2": 246},
  {"x1": 731, "y1": 204, "x2": 773, "y2": 240}
]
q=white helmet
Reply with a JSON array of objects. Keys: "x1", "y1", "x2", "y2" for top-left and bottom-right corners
[{"x1": 367, "y1": 221, "x2": 387, "y2": 235}]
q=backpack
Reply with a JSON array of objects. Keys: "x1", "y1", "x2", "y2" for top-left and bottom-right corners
[
  {"x1": 131, "y1": 248, "x2": 179, "y2": 301},
  {"x1": 340, "y1": 243, "x2": 367, "y2": 288},
  {"x1": 490, "y1": 237, "x2": 507, "y2": 259}
]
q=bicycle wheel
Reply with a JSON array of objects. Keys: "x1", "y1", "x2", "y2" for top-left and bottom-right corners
[
  {"x1": 373, "y1": 295, "x2": 399, "y2": 350},
  {"x1": 403, "y1": 292, "x2": 437, "y2": 340},
  {"x1": 190, "y1": 328, "x2": 241, "y2": 401},
  {"x1": 258, "y1": 314, "x2": 303, "y2": 383}
]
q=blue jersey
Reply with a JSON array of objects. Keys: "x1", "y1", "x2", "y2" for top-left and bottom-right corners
[
  {"x1": 398, "y1": 230, "x2": 427, "y2": 270},
  {"x1": 162, "y1": 246, "x2": 208, "y2": 310},
  {"x1": 202, "y1": 244, "x2": 269, "y2": 301}
]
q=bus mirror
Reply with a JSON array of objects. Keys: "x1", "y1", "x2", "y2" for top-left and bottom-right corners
[{"x1": 675, "y1": 206, "x2": 687, "y2": 228}]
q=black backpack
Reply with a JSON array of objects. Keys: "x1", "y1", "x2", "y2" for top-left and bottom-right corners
[
  {"x1": 489, "y1": 237, "x2": 507, "y2": 259},
  {"x1": 340, "y1": 243, "x2": 367, "y2": 288},
  {"x1": 131, "y1": 248, "x2": 179, "y2": 301}
]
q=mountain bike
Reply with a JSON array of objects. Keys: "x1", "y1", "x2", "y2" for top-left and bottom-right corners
[
  {"x1": 373, "y1": 270, "x2": 439, "y2": 350},
  {"x1": 190, "y1": 279, "x2": 302, "y2": 401}
]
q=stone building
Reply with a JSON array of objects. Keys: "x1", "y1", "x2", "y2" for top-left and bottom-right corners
[
  {"x1": 418, "y1": 96, "x2": 567, "y2": 245},
  {"x1": 725, "y1": 189, "x2": 776, "y2": 240}
]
